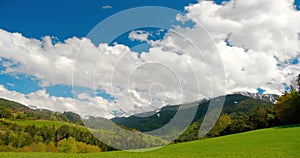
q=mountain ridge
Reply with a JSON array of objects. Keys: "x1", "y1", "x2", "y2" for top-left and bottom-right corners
[
  {"x1": 111, "y1": 93, "x2": 274, "y2": 133},
  {"x1": 234, "y1": 91, "x2": 279, "y2": 103}
]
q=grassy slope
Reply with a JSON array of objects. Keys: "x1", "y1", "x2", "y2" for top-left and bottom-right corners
[
  {"x1": 0, "y1": 125, "x2": 299, "y2": 158},
  {"x1": 9, "y1": 120, "x2": 67, "y2": 127},
  {"x1": 0, "y1": 118, "x2": 84, "y2": 129}
]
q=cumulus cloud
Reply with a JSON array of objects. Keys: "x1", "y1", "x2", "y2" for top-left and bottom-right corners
[
  {"x1": 184, "y1": 0, "x2": 300, "y2": 60},
  {"x1": 0, "y1": 84, "x2": 116, "y2": 118},
  {"x1": 174, "y1": 0, "x2": 300, "y2": 94},
  {"x1": 128, "y1": 30, "x2": 150, "y2": 42},
  {"x1": 0, "y1": 28, "x2": 215, "y2": 116},
  {"x1": 0, "y1": 0, "x2": 299, "y2": 118}
]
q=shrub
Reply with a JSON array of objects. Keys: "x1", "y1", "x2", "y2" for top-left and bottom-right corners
[
  {"x1": 57, "y1": 137, "x2": 77, "y2": 153},
  {"x1": 76, "y1": 141, "x2": 100, "y2": 153}
]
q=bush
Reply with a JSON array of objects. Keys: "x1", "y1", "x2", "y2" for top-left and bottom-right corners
[
  {"x1": 46, "y1": 142, "x2": 58, "y2": 152},
  {"x1": 76, "y1": 141, "x2": 101, "y2": 153},
  {"x1": 57, "y1": 137, "x2": 77, "y2": 153},
  {"x1": 0, "y1": 144, "x2": 16, "y2": 152},
  {"x1": 19, "y1": 142, "x2": 46, "y2": 152}
]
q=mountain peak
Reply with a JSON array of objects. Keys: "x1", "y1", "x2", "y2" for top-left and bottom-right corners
[{"x1": 234, "y1": 91, "x2": 279, "y2": 103}]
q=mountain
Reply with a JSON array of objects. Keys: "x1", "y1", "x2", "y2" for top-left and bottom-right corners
[
  {"x1": 112, "y1": 94, "x2": 274, "y2": 132},
  {"x1": 234, "y1": 91, "x2": 279, "y2": 103},
  {"x1": 0, "y1": 91, "x2": 278, "y2": 130}
]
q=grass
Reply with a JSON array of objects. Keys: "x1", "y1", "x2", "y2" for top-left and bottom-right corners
[
  {"x1": 10, "y1": 120, "x2": 68, "y2": 128},
  {"x1": 0, "y1": 125, "x2": 299, "y2": 158},
  {"x1": 1, "y1": 118, "x2": 84, "y2": 129}
]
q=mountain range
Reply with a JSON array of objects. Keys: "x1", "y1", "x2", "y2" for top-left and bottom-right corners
[{"x1": 112, "y1": 92, "x2": 278, "y2": 132}]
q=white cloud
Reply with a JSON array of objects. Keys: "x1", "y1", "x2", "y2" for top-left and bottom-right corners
[
  {"x1": 0, "y1": 84, "x2": 116, "y2": 118},
  {"x1": 172, "y1": 0, "x2": 300, "y2": 94},
  {"x1": 0, "y1": 28, "x2": 214, "y2": 116},
  {"x1": 128, "y1": 30, "x2": 150, "y2": 42},
  {"x1": 102, "y1": 5, "x2": 112, "y2": 9},
  {"x1": 182, "y1": 0, "x2": 300, "y2": 59}
]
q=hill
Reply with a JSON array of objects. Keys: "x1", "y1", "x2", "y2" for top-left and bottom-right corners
[
  {"x1": 0, "y1": 98, "x2": 82, "y2": 125},
  {"x1": 0, "y1": 98, "x2": 168, "y2": 152},
  {"x1": 1, "y1": 124, "x2": 299, "y2": 157},
  {"x1": 112, "y1": 94, "x2": 274, "y2": 132},
  {"x1": 0, "y1": 93, "x2": 283, "y2": 152}
]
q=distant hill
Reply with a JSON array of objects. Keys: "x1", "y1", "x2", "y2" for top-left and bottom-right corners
[
  {"x1": 0, "y1": 98, "x2": 82, "y2": 125},
  {"x1": 112, "y1": 94, "x2": 274, "y2": 132}
]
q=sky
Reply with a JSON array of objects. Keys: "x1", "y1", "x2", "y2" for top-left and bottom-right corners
[
  {"x1": 0, "y1": 0, "x2": 199, "y2": 40},
  {"x1": 0, "y1": 0, "x2": 300, "y2": 118}
]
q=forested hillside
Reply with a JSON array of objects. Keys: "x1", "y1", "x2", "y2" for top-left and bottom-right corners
[
  {"x1": 0, "y1": 98, "x2": 82, "y2": 125},
  {"x1": 112, "y1": 94, "x2": 281, "y2": 142},
  {"x1": 0, "y1": 98, "x2": 111, "y2": 152},
  {"x1": 0, "y1": 98, "x2": 166, "y2": 152}
]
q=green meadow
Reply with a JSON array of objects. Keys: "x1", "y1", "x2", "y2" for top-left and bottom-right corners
[
  {"x1": 0, "y1": 118, "x2": 84, "y2": 129},
  {"x1": 8, "y1": 120, "x2": 68, "y2": 127},
  {"x1": 1, "y1": 124, "x2": 299, "y2": 158}
]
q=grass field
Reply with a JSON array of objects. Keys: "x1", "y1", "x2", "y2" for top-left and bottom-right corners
[
  {"x1": 1, "y1": 118, "x2": 83, "y2": 128},
  {"x1": 10, "y1": 120, "x2": 68, "y2": 127},
  {"x1": 0, "y1": 125, "x2": 299, "y2": 158}
]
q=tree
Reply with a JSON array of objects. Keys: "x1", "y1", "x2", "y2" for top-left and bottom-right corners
[
  {"x1": 297, "y1": 74, "x2": 300, "y2": 93},
  {"x1": 19, "y1": 142, "x2": 46, "y2": 152},
  {"x1": 209, "y1": 114, "x2": 232, "y2": 137},
  {"x1": 275, "y1": 89, "x2": 300, "y2": 124},
  {"x1": 32, "y1": 142, "x2": 46, "y2": 152},
  {"x1": 76, "y1": 141, "x2": 100, "y2": 153},
  {"x1": 175, "y1": 122, "x2": 199, "y2": 142},
  {"x1": 46, "y1": 142, "x2": 58, "y2": 152},
  {"x1": 56, "y1": 125, "x2": 72, "y2": 141},
  {"x1": 0, "y1": 108, "x2": 13, "y2": 119},
  {"x1": 57, "y1": 137, "x2": 77, "y2": 153},
  {"x1": 229, "y1": 113, "x2": 254, "y2": 133},
  {"x1": 251, "y1": 107, "x2": 269, "y2": 128},
  {"x1": 275, "y1": 74, "x2": 300, "y2": 124}
]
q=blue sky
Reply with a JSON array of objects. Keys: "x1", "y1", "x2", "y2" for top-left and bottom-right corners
[
  {"x1": 0, "y1": 0, "x2": 300, "y2": 117},
  {"x1": 0, "y1": 0, "x2": 199, "y2": 40}
]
